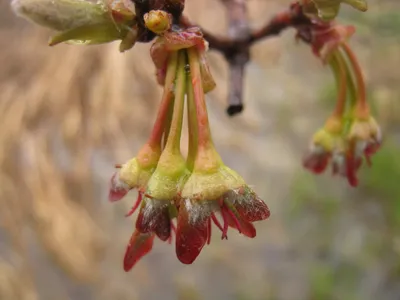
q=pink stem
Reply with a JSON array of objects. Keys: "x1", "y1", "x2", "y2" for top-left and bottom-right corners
[{"x1": 147, "y1": 52, "x2": 179, "y2": 147}]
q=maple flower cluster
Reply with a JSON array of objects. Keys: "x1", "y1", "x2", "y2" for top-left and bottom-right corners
[
  {"x1": 299, "y1": 0, "x2": 381, "y2": 187},
  {"x1": 109, "y1": 12, "x2": 270, "y2": 268},
  {"x1": 11, "y1": 0, "x2": 378, "y2": 270}
]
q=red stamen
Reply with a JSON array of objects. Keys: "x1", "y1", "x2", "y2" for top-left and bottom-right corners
[
  {"x1": 211, "y1": 213, "x2": 223, "y2": 232},
  {"x1": 224, "y1": 205, "x2": 243, "y2": 234},
  {"x1": 345, "y1": 143, "x2": 359, "y2": 187},
  {"x1": 207, "y1": 217, "x2": 212, "y2": 245},
  {"x1": 125, "y1": 191, "x2": 143, "y2": 217},
  {"x1": 220, "y1": 209, "x2": 229, "y2": 240},
  {"x1": 167, "y1": 222, "x2": 175, "y2": 244},
  {"x1": 115, "y1": 164, "x2": 122, "y2": 169},
  {"x1": 171, "y1": 221, "x2": 177, "y2": 234}
]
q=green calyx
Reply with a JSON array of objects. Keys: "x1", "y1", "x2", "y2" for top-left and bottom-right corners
[
  {"x1": 180, "y1": 164, "x2": 245, "y2": 202},
  {"x1": 118, "y1": 143, "x2": 161, "y2": 189}
]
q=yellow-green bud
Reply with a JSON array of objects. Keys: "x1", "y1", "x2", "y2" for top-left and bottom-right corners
[{"x1": 143, "y1": 10, "x2": 171, "y2": 34}]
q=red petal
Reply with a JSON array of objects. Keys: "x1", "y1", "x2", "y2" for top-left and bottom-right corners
[
  {"x1": 364, "y1": 142, "x2": 380, "y2": 167},
  {"x1": 123, "y1": 231, "x2": 155, "y2": 272},
  {"x1": 345, "y1": 154, "x2": 361, "y2": 188},
  {"x1": 234, "y1": 189, "x2": 270, "y2": 222},
  {"x1": 303, "y1": 152, "x2": 331, "y2": 174},
  {"x1": 175, "y1": 201, "x2": 208, "y2": 264},
  {"x1": 109, "y1": 172, "x2": 130, "y2": 202},
  {"x1": 136, "y1": 200, "x2": 171, "y2": 241},
  {"x1": 207, "y1": 217, "x2": 212, "y2": 245}
]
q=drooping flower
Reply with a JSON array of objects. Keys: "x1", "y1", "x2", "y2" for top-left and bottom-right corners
[
  {"x1": 119, "y1": 22, "x2": 270, "y2": 269},
  {"x1": 109, "y1": 47, "x2": 181, "y2": 217},
  {"x1": 303, "y1": 115, "x2": 343, "y2": 174},
  {"x1": 175, "y1": 47, "x2": 270, "y2": 264},
  {"x1": 135, "y1": 50, "x2": 190, "y2": 241},
  {"x1": 300, "y1": 20, "x2": 382, "y2": 187}
]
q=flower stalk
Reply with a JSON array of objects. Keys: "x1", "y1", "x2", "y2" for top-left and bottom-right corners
[
  {"x1": 187, "y1": 47, "x2": 222, "y2": 171},
  {"x1": 341, "y1": 42, "x2": 369, "y2": 118},
  {"x1": 186, "y1": 72, "x2": 198, "y2": 172}
]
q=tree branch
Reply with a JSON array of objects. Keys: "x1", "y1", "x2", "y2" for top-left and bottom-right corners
[{"x1": 180, "y1": 2, "x2": 312, "y2": 116}]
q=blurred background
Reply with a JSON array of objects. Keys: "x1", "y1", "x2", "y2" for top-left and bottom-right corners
[{"x1": 1, "y1": 0, "x2": 400, "y2": 299}]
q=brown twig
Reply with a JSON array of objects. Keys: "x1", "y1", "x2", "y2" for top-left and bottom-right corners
[
  {"x1": 222, "y1": 0, "x2": 249, "y2": 116},
  {"x1": 180, "y1": 2, "x2": 312, "y2": 116}
]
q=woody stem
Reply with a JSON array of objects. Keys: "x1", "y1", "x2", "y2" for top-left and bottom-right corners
[{"x1": 147, "y1": 52, "x2": 179, "y2": 148}]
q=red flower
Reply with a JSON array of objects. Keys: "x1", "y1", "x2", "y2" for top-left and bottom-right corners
[{"x1": 175, "y1": 166, "x2": 270, "y2": 264}]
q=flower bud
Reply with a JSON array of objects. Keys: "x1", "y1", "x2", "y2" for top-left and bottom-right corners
[
  {"x1": 12, "y1": 0, "x2": 137, "y2": 46},
  {"x1": 12, "y1": 0, "x2": 110, "y2": 31},
  {"x1": 144, "y1": 10, "x2": 172, "y2": 34}
]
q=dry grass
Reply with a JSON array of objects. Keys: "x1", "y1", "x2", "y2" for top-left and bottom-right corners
[
  {"x1": 2, "y1": 0, "x2": 399, "y2": 299},
  {"x1": 0, "y1": 0, "x2": 242, "y2": 297}
]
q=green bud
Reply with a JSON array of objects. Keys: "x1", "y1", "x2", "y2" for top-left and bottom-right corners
[
  {"x1": 11, "y1": 0, "x2": 110, "y2": 31},
  {"x1": 12, "y1": 0, "x2": 138, "y2": 47},
  {"x1": 144, "y1": 10, "x2": 171, "y2": 34}
]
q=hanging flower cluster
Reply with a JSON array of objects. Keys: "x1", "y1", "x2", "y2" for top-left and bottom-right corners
[
  {"x1": 109, "y1": 11, "x2": 270, "y2": 269},
  {"x1": 296, "y1": 8, "x2": 381, "y2": 187},
  {"x1": 11, "y1": 0, "x2": 376, "y2": 270}
]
